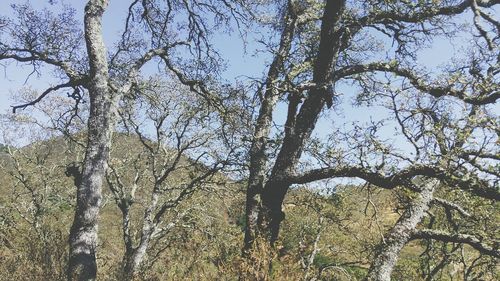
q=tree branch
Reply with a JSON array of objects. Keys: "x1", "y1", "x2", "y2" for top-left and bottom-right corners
[
  {"x1": 358, "y1": 0, "x2": 500, "y2": 26},
  {"x1": 159, "y1": 54, "x2": 225, "y2": 112},
  {"x1": 333, "y1": 62, "x2": 499, "y2": 105},
  {"x1": 0, "y1": 50, "x2": 83, "y2": 81},
  {"x1": 431, "y1": 198, "x2": 471, "y2": 218},
  {"x1": 11, "y1": 81, "x2": 76, "y2": 113},
  {"x1": 290, "y1": 165, "x2": 500, "y2": 201},
  {"x1": 289, "y1": 164, "x2": 435, "y2": 189},
  {"x1": 411, "y1": 229, "x2": 500, "y2": 258}
]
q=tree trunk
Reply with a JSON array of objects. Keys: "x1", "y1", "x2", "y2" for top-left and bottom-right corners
[
  {"x1": 120, "y1": 185, "x2": 161, "y2": 279},
  {"x1": 258, "y1": 0, "x2": 347, "y2": 245},
  {"x1": 244, "y1": 0, "x2": 297, "y2": 250},
  {"x1": 122, "y1": 246, "x2": 148, "y2": 281},
  {"x1": 67, "y1": 1, "x2": 112, "y2": 280},
  {"x1": 364, "y1": 181, "x2": 436, "y2": 281}
]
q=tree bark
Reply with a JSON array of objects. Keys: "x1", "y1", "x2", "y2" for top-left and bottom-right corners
[
  {"x1": 244, "y1": 0, "x2": 297, "y2": 250},
  {"x1": 364, "y1": 181, "x2": 436, "y2": 281},
  {"x1": 67, "y1": 1, "x2": 113, "y2": 280},
  {"x1": 121, "y1": 189, "x2": 160, "y2": 279},
  {"x1": 122, "y1": 246, "x2": 148, "y2": 281},
  {"x1": 258, "y1": 0, "x2": 347, "y2": 244}
]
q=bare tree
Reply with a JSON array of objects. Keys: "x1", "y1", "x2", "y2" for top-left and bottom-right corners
[
  {"x1": 240, "y1": 1, "x2": 499, "y2": 280},
  {"x1": 103, "y1": 78, "x2": 232, "y2": 279},
  {"x1": 0, "y1": 99, "x2": 84, "y2": 280},
  {"x1": 1, "y1": 0, "x2": 499, "y2": 279},
  {"x1": 0, "y1": 0, "x2": 250, "y2": 279},
  {"x1": 244, "y1": 0, "x2": 499, "y2": 244}
]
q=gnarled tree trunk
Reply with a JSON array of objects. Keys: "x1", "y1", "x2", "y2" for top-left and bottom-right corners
[
  {"x1": 120, "y1": 188, "x2": 160, "y2": 280},
  {"x1": 244, "y1": 0, "x2": 297, "y2": 251},
  {"x1": 67, "y1": 1, "x2": 114, "y2": 280},
  {"x1": 122, "y1": 245, "x2": 149, "y2": 281},
  {"x1": 257, "y1": 0, "x2": 348, "y2": 245}
]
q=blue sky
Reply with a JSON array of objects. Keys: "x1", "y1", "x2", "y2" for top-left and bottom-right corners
[
  {"x1": 0, "y1": 0, "x2": 267, "y2": 114},
  {"x1": 1, "y1": 1, "x2": 460, "y2": 112},
  {"x1": 0, "y1": 0, "x2": 491, "y2": 154}
]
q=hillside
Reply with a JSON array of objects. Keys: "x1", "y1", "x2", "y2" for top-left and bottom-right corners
[
  {"x1": 0, "y1": 134, "x2": 245, "y2": 280},
  {"x1": 0, "y1": 134, "x2": 497, "y2": 280}
]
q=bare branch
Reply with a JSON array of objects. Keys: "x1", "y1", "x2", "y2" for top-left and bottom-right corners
[
  {"x1": 159, "y1": 54, "x2": 225, "y2": 111},
  {"x1": 0, "y1": 50, "x2": 83, "y2": 81},
  {"x1": 431, "y1": 198, "x2": 471, "y2": 218},
  {"x1": 290, "y1": 165, "x2": 500, "y2": 201},
  {"x1": 11, "y1": 81, "x2": 76, "y2": 113},
  {"x1": 333, "y1": 62, "x2": 499, "y2": 105},
  {"x1": 411, "y1": 229, "x2": 500, "y2": 258},
  {"x1": 358, "y1": 0, "x2": 500, "y2": 26}
]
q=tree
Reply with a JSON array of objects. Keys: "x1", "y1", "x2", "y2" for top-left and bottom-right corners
[
  {"x1": 242, "y1": 0, "x2": 499, "y2": 278},
  {"x1": 1, "y1": 0, "x2": 499, "y2": 280},
  {"x1": 0, "y1": 87, "x2": 246, "y2": 280},
  {"x1": 104, "y1": 78, "x2": 233, "y2": 279},
  {"x1": 0, "y1": 0, "x2": 248, "y2": 279},
  {"x1": 0, "y1": 94, "x2": 84, "y2": 279}
]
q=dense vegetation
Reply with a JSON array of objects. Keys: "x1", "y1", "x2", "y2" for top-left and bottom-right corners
[{"x1": 1, "y1": 133, "x2": 498, "y2": 280}]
